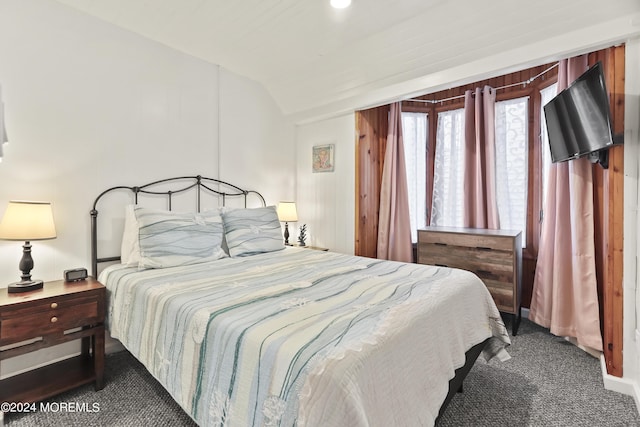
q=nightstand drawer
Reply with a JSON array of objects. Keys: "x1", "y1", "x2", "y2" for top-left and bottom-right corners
[{"x1": 1, "y1": 300, "x2": 99, "y2": 344}]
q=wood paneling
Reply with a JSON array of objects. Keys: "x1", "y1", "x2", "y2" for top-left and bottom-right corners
[
  {"x1": 589, "y1": 46, "x2": 625, "y2": 378},
  {"x1": 522, "y1": 257, "x2": 537, "y2": 309},
  {"x1": 355, "y1": 106, "x2": 389, "y2": 258}
]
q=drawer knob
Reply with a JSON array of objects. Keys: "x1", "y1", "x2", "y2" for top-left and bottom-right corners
[
  {"x1": 51, "y1": 302, "x2": 58, "y2": 309},
  {"x1": 50, "y1": 316, "x2": 58, "y2": 323}
]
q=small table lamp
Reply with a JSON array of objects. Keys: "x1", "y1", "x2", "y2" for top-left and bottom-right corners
[
  {"x1": 276, "y1": 202, "x2": 298, "y2": 245},
  {"x1": 0, "y1": 201, "x2": 57, "y2": 293}
]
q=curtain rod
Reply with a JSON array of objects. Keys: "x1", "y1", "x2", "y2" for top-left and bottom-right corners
[{"x1": 402, "y1": 62, "x2": 559, "y2": 105}]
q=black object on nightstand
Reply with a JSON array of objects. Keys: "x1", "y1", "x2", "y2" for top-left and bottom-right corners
[{"x1": 64, "y1": 268, "x2": 88, "y2": 282}]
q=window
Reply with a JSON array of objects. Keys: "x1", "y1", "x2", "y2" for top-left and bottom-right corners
[
  {"x1": 429, "y1": 99, "x2": 529, "y2": 247},
  {"x1": 401, "y1": 112, "x2": 428, "y2": 243},
  {"x1": 540, "y1": 83, "x2": 558, "y2": 209},
  {"x1": 431, "y1": 109, "x2": 465, "y2": 227},
  {"x1": 495, "y1": 97, "x2": 529, "y2": 247}
]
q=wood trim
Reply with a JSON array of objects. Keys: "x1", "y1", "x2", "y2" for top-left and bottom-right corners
[{"x1": 597, "y1": 46, "x2": 625, "y2": 377}]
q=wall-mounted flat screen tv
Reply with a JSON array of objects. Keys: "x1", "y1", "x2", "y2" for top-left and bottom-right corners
[{"x1": 543, "y1": 61, "x2": 618, "y2": 164}]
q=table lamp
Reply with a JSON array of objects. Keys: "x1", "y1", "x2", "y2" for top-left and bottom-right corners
[
  {"x1": 276, "y1": 202, "x2": 298, "y2": 245},
  {"x1": 0, "y1": 201, "x2": 57, "y2": 293}
]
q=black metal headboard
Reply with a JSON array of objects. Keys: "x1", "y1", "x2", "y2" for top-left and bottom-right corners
[{"x1": 90, "y1": 175, "x2": 266, "y2": 277}]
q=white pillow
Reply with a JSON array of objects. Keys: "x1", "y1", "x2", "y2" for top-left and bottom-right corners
[{"x1": 120, "y1": 205, "x2": 141, "y2": 267}]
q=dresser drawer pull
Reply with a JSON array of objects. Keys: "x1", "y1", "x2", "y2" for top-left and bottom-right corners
[
  {"x1": 434, "y1": 243, "x2": 447, "y2": 246},
  {"x1": 50, "y1": 316, "x2": 58, "y2": 323},
  {"x1": 435, "y1": 263, "x2": 449, "y2": 267},
  {"x1": 51, "y1": 302, "x2": 58, "y2": 309},
  {"x1": 476, "y1": 246, "x2": 492, "y2": 251}
]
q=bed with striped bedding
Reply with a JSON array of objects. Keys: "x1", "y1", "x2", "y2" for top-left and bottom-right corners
[{"x1": 100, "y1": 246, "x2": 510, "y2": 426}]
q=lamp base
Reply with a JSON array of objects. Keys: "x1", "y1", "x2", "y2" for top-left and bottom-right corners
[{"x1": 7, "y1": 279, "x2": 44, "y2": 293}]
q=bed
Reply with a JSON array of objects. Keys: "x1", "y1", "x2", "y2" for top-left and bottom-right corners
[{"x1": 91, "y1": 175, "x2": 511, "y2": 427}]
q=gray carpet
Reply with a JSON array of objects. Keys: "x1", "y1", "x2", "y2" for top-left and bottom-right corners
[
  {"x1": 4, "y1": 319, "x2": 639, "y2": 426},
  {"x1": 437, "y1": 319, "x2": 640, "y2": 427}
]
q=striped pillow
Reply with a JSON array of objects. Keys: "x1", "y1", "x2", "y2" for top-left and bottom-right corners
[
  {"x1": 135, "y1": 207, "x2": 226, "y2": 269},
  {"x1": 221, "y1": 206, "x2": 284, "y2": 257}
]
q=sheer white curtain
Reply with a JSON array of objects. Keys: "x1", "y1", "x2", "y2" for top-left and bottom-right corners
[
  {"x1": 495, "y1": 97, "x2": 529, "y2": 246},
  {"x1": 401, "y1": 112, "x2": 427, "y2": 243},
  {"x1": 431, "y1": 108, "x2": 465, "y2": 227}
]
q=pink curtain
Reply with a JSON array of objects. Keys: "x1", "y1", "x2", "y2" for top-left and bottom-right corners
[
  {"x1": 377, "y1": 102, "x2": 413, "y2": 262},
  {"x1": 463, "y1": 86, "x2": 500, "y2": 229},
  {"x1": 529, "y1": 56, "x2": 603, "y2": 352}
]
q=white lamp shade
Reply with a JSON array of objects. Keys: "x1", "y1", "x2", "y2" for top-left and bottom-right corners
[
  {"x1": 0, "y1": 201, "x2": 57, "y2": 241},
  {"x1": 277, "y1": 202, "x2": 298, "y2": 222}
]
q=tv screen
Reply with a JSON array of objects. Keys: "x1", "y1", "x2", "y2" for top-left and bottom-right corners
[{"x1": 543, "y1": 61, "x2": 615, "y2": 163}]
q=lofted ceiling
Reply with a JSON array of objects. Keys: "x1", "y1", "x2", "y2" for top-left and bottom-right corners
[{"x1": 54, "y1": 0, "x2": 640, "y2": 121}]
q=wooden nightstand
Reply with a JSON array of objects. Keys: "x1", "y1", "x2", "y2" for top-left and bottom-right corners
[
  {"x1": 0, "y1": 278, "x2": 105, "y2": 404},
  {"x1": 302, "y1": 246, "x2": 329, "y2": 251},
  {"x1": 289, "y1": 244, "x2": 329, "y2": 251}
]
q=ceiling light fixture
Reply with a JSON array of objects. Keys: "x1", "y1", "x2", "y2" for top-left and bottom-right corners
[{"x1": 330, "y1": 0, "x2": 351, "y2": 9}]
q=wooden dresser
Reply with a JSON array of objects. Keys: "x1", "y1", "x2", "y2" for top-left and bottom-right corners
[{"x1": 417, "y1": 226, "x2": 522, "y2": 335}]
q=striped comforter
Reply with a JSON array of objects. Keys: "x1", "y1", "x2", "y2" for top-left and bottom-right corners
[{"x1": 100, "y1": 247, "x2": 510, "y2": 427}]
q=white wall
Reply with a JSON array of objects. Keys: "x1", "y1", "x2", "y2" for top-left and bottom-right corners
[
  {"x1": 0, "y1": 0, "x2": 221, "y2": 287},
  {"x1": 219, "y1": 69, "x2": 295, "y2": 206},
  {"x1": 0, "y1": 0, "x2": 293, "y2": 377},
  {"x1": 295, "y1": 113, "x2": 355, "y2": 254}
]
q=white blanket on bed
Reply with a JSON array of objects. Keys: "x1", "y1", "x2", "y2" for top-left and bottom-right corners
[{"x1": 100, "y1": 247, "x2": 510, "y2": 426}]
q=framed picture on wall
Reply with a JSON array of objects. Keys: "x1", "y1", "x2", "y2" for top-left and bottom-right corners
[{"x1": 312, "y1": 144, "x2": 335, "y2": 173}]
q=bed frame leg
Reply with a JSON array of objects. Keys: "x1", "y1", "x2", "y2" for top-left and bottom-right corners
[{"x1": 435, "y1": 339, "x2": 488, "y2": 423}]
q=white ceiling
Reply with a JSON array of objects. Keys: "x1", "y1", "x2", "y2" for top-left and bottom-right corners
[{"x1": 54, "y1": 0, "x2": 640, "y2": 121}]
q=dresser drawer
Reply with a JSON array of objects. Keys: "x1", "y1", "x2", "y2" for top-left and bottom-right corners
[
  {"x1": 418, "y1": 229, "x2": 513, "y2": 251},
  {"x1": 0, "y1": 295, "x2": 100, "y2": 345},
  {"x1": 485, "y1": 282, "x2": 516, "y2": 312},
  {"x1": 478, "y1": 275, "x2": 516, "y2": 312},
  {"x1": 419, "y1": 243, "x2": 513, "y2": 273}
]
